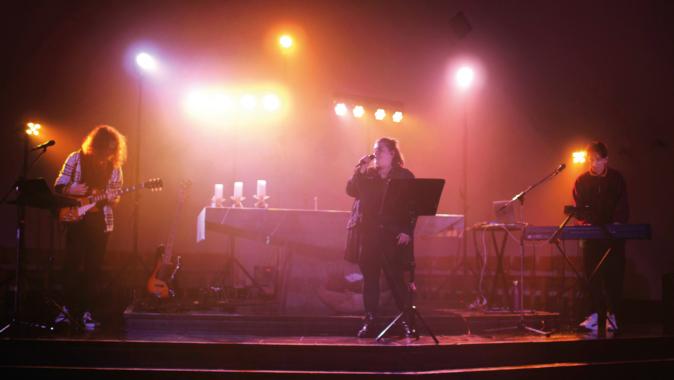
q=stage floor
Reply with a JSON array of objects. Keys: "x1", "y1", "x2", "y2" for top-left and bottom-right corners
[
  {"x1": 2, "y1": 317, "x2": 672, "y2": 379},
  {"x1": 121, "y1": 303, "x2": 562, "y2": 338}
]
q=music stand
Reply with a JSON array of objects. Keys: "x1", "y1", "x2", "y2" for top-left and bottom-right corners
[
  {"x1": 375, "y1": 178, "x2": 444, "y2": 344},
  {"x1": 1, "y1": 178, "x2": 78, "y2": 335}
]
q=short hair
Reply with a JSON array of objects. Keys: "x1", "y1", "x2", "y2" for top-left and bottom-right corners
[{"x1": 586, "y1": 141, "x2": 608, "y2": 159}]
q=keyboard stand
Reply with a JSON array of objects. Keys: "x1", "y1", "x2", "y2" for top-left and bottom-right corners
[{"x1": 547, "y1": 214, "x2": 615, "y2": 337}]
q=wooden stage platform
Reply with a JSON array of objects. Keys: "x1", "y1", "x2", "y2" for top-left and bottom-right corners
[{"x1": 1, "y1": 306, "x2": 673, "y2": 379}]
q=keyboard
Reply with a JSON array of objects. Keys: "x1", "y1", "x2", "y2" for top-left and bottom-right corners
[{"x1": 523, "y1": 224, "x2": 651, "y2": 241}]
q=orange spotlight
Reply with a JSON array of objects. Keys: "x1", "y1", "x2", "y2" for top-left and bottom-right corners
[
  {"x1": 352, "y1": 105, "x2": 365, "y2": 118},
  {"x1": 572, "y1": 151, "x2": 587, "y2": 164},
  {"x1": 374, "y1": 108, "x2": 386, "y2": 121},
  {"x1": 279, "y1": 34, "x2": 293, "y2": 50},
  {"x1": 25, "y1": 122, "x2": 41, "y2": 136},
  {"x1": 392, "y1": 111, "x2": 403, "y2": 123},
  {"x1": 334, "y1": 103, "x2": 348, "y2": 117}
]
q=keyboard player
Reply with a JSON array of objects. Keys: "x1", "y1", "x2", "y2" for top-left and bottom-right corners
[{"x1": 573, "y1": 141, "x2": 629, "y2": 334}]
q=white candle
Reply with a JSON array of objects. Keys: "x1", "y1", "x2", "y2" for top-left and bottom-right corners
[
  {"x1": 233, "y1": 181, "x2": 243, "y2": 198},
  {"x1": 214, "y1": 183, "x2": 223, "y2": 199},
  {"x1": 256, "y1": 180, "x2": 266, "y2": 197}
]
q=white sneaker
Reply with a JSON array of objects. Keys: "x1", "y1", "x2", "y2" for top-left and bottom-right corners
[
  {"x1": 54, "y1": 306, "x2": 71, "y2": 325},
  {"x1": 82, "y1": 311, "x2": 100, "y2": 330},
  {"x1": 579, "y1": 312, "x2": 618, "y2": 332},
  {"x1": 579, "y1": 313, "x2": 598, "y2": 329}
]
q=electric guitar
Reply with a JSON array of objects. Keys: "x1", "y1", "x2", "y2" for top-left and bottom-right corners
[
  {"x1": 58, "y1": 178, "x2": 163, "y2": 222},
  {"x1": 146, "y1": 180, "x2": 191, "y2": 298}
]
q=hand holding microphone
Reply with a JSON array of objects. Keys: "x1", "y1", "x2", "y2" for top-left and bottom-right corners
[{"x1": 355, "y1": 154, "x2": 375, "y2": 173}]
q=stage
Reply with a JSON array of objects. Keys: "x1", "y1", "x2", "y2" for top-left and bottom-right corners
[{"x1": 1, "y1": 316, "x2": 672, "y2": 379}]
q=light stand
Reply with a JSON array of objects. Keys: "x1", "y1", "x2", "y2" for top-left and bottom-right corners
[
  {"x1": 101, "y1": 67, "x2": 153, "y2": 303},
  {"x1": 132, "y1": 70, "x2": 144, "y2": 271}
]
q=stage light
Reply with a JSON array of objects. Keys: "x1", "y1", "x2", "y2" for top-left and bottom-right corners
[
  {"x1": 241, "y1": 94, "x2": 257, "y2": 110},
  {"x1": 279, "y1": 34, "x2": 293, "y2": 50},
  {"x1": 352, "y1": 105, "x2": 365, "y2": 118},
  {"x1": 573, "y1": 151, "x2": 587, "y2": 164},
  {"x1": 25, "y1": 122, "x2": 41, "y2": 136},
  {"x1": 262, "y1": 94, "x2": 280, "y2": 111},
  {"x1": 135, "y1": 52, "x2": 158, "y2": 73},
  {"x1": 183, "y1": 88, "x2": 234, "y2": 119},
  {"x1": 392, "y1": 111, "x2": 403, "y2": 123},
  {"x1": 334, "y1": 103, "x2": 348, "y2": 117},
  {"x1": 374, "y1": 108, "x2": 386, "y2": 121},
  {"x1": 455, "y1": 66, "x2": 475, "y2": 90}
]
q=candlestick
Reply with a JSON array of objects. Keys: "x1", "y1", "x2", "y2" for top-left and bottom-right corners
[
  {"x1": 256, "y1": 180, "x2": 266, "y2": 197},
  {"x1": 231, "y1": 181, "x2": 245, "y2": 207},
  {"x1": 212, "y1": 183, "x2": 225, "y2": 207}
]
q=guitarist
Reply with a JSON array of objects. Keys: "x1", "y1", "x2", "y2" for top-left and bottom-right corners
[{"x1": 53, "y1": 125, "x2": 127, "y2": 329}]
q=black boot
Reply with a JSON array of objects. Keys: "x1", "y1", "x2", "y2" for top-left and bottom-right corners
[{"x1": 357, "y1": 312, "x2": 375, "y2": 338}]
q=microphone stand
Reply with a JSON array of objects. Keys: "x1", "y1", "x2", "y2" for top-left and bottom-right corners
[
  {"x1": 488, "y1": 165, "x2": 565, "y2": 337},
  {"x1": 0, "y1": 134, "x2": 53, "y2": 335},
  {"x1": 497, "y1": 164, "x2": 565, "y2": 214}
]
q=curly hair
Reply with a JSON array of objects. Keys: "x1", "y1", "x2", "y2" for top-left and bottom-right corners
[{"x1": 81, "y1": 125, "x2": 127, "y2": 168}]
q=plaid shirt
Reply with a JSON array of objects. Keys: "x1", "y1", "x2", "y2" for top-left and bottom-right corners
[{"x1": 54, "y1": 150, "x2": 123, "y2": 232}]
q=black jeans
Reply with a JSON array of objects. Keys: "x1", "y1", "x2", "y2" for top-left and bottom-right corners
[
  {"x1": 358, "y1": 225, "x2": 411, "y2": 315},
  {"x1": 581, "y1": 239, "x2": 626, "y2": 320},
  {"x1": 63, "y1": 212, "x2": 109, "y2": 316}
]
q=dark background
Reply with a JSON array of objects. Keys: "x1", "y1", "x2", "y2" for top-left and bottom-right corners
[{"x1": 1, "y1": 0, "x2": 672, "y2": 301}]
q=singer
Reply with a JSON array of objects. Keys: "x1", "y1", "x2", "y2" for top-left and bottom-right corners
[
  {"x1": 345, "y1": 137, "x2": 416, "y2": 338},
  {"x1": 53, "y1": 125, "x2": 127, "y2": 330},
  {"x1": 573, "y1": 141, "x2": 629, "y2": 334}
]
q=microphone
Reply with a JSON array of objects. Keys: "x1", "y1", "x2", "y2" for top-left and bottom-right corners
[
  {"x1": 355, "y1": 154, "x2": 375, "y2": 168},
  {"x1": 554, "y1": 163, "x2": 566, "y2": 175},
  {"x1": 32, "y1": 140, "x2": 55, "y2": 151}
]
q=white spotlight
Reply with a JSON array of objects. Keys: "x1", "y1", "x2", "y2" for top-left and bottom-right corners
[
  {"x1": 455, "y1": 66, "x2": 475, "y2": 90},
  {"x1": 374, "y1": 108, "x2": 386, "y2": 121},
  {"x1": 262, "y1": 94, "x2": 281, "y2": 111},
  {"x1": 334, "y1": 103, "x2": 348, "y2": 116},
  {"x1": 135, "y1": 52, "x2": 158, "y2": 73},
  {"x1": 240, "y1": 94, "x2": 257, "y2": 110},
  {"x1": 352, "y1": 105, "x2": 365, "y2": 118}
]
